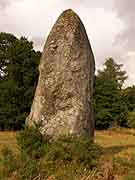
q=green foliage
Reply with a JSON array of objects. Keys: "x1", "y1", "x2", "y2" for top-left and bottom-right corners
[
  {"x1": 17, "y1": 125, "x2": 102, "y2": 168},
  {"x1": 127, "y1": 111, "x2": 135, "y2": 128},
  {"x1": 0, "y1": 32, "x2": 17, "y2": 80},
  {"x1": 123, "y1": 86, "x2": 135, "y2": 111},
  {"x1": 95, "y1": 58, "x2": 128, "y2": 129},
  {"x1": 17, "y1": 154, "x2": 41, "y2": 180},
  {"x1": 16, "y1": 124, "x2": 47, "y2": 158},
  {"x1": 0, "y1": 32, "x2": 41, "y2": 130},
  {"x1": 44, "y1": 136, "x2": 102, "y2": 168},
  {"x1": 11, "y1": 125, "x2": 48, "y2": 178},
  {"x1": 1, "y1": 126, "x2": 102, "y2": 179}
]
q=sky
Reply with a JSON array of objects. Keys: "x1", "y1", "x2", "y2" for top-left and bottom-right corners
[{"x1": 0, "y1": 0, "x2": 134, "y2": 86}]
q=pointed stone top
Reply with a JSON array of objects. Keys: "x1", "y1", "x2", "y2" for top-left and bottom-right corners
[
  {"x1": 59, "y1": 9, "x2": 80, "y2": 21},
  {"x1": 61, "y1": 9, "x2": 77, "y2": 16},
  {"x1": 51, "y1": 9, "x2": 83, "y2": 33}
]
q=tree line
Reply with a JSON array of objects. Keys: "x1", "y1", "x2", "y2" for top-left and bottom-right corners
[
  {"x1": 0, "y1": 32, "x2": 41, "y2": 130},
  {"x1": 0, "y1": 32, "x2": 135, "y2": 130}
]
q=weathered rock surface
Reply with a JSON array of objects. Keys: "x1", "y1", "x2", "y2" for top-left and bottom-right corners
[{"x1": 26, "y1": 9, "x2": 95, "y2": 138}]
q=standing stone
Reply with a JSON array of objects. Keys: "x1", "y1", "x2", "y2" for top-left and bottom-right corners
[{"x1": 26, "y1": 9, "x2": 95, "y2": 138}]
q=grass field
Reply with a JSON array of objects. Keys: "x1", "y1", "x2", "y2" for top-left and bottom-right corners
[
  {"x1": 96, "y1": 129, "x2": 135, "y2": 179},
  {"x1": 0, "y1": 132, "x2": 18, "y2": 156},
  {"x1": 1, "y1": 129, "x2": 135, "y2": 179},
  {"x1": 96, "y1": 129, "x2": 135, "y2": 158}
]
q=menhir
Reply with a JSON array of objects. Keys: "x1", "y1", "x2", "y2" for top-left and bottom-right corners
[{"x1": 26, "y1": 9, "x2": 95, "y2": 139}]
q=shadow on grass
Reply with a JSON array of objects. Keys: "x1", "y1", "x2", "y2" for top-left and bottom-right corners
[{"x1": 103, "y1": 144, "x2": 135, "y2": 156}]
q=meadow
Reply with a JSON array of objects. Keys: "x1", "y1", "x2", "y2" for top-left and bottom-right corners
[{"x1": 1, "y1": 128, "x2": 135, "y2": 179}]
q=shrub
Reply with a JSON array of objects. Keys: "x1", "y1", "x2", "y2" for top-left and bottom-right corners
[
  {"x1": 17, "y1": 125, "x2": 102, "y2": 168},
  {"x1": 16, "y1": 124, "x2": 47, "y2": 179},
  {"x1": 16, "y1": 124, "x2": 48, "y2": 158},
  {"x1": 17, "y1": 154, "x2": 42, "y2": 180},
  {"x1": 1, "y1": 125, "x2": 102, "y2": 179},
  {"x1": 45, "y1": 136, "x2": 102, "y2": 168}
]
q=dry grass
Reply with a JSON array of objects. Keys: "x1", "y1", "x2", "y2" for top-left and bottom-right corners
[
  {"x1": 95, "y1": 129, "x2": 135, "y2": 179},
  {"x1": 96, "y1": 129, "x2": 135, "y2": 158},
  {"x1": 0, "y1": 131, "x2": 18, "y2": 156}
]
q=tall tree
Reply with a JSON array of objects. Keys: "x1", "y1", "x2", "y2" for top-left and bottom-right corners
[
  {"x1": 122, "y1": 85, "x2": 135, "y2": 111},
  {"x1": 0, "y1": 32, "x2": 17, "y2": 80},
  {"x1": 95, "y1": 58, "x2": 128, "y2": 129},
  {"x1": 0, "y1": 33, "x2": 41, "y2": 130}
]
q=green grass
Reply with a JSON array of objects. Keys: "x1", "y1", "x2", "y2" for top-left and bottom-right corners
[{"x1": 1, "y1": 129, "x2": 135, "y2": 179}]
